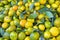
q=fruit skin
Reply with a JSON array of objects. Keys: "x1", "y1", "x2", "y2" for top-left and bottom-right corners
[
  {"x1": 18, "y1": 1, "x2": 23, "y2": 6},
  {"x1": 8, "y1": 9, "x2": 15, "y2": 16},
  {"x1": 34, "y1": 2, "x2": 40, "y2": 6},
  {"x1": 25, "y1": 21, "x2": 33, "y2": 28},
  {"x1": 20, "y1": 6, "x2": 25, "y2": 11},
  {"x1": 33, "y1": 26, "x2": 38, "y2": 29},
  {"x1": 27, "y1": 28, "x2": 33, "y2": 34},
  {"x1": 6, "y1": 25, "x2": 16, "y2": 32},
  {"x1": 46, "y1": 4, "x2": 51, "y2": 8},
  {"x1": 24, "y1": 36, "x2": 30, "y2": 40},
  {"x1": 2, "y1": 22, "x2": 8, "y2": 29},
  {"x1": 20, "y1": 20, "x2": 27, "y2": 27},
  {"x1": 51, "y1": 3, "x2": 58, "y2": 9},
  {"x1": 18, "y1": 32, "x2": 26, "y2": 40},
  {"x1": 27, "y1": 19, "x2": 34, "y2": 23},
  {"x1": 49, "y1": 0, "x2": 55, "y2": 4},
  {"x1": 35, "y1": 6, "x2": 40, "y2": 10},
  {"x1": 51, "y1": 37, "x2": 56, "y2": 40},
  {"x1": 13, "y1": 5, "x2": 18, "y2": 11},
  {"x1": 44, "y1": 31, "x2": 51, "y2": 38},
  {"x1": 40, "y1": 0, "x2": 46, "y2": 4},
  {"x1": 45, "y1": 21, "x2": 51, "y2": 29},
  {"x1": 10, "y1": 21, "x2": 15, "y2": 26},
  {"x1": 54, "y1": 18, "x2": 60, "y2": 27},
  {"x1": 30, "y1": 32, "x2": 39, "y2": 40},
  {"x1": 50, "y1": 27, "x2": 59, "y2": 36},
  {"x1": 57, "y1": 7, "x2": 60, "y2": 13},
  {"x1": 56, "y1": 35, "x2": 60, "y2": 40},
  {"x1": 38, "y1": 14, "x2": 45, "y2": 19},
  {"x1": 39, "y1": 24, "x2": 45, "y2": 31},
  {"x1": 4, "y1": 16, "x2": 11, "y2": 22},
  {"x1": 10, "y1": 32, "x2": 17, "y2": 40},
  {"x1": 16, "y1": 10, "x2": 20, "y2": 16}
]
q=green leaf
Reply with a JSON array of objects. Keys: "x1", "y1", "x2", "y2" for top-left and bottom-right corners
[
  {"x1": 0, "y1": 28, "x2": 5, "y2": 36},
  {"x1": 19, "y1": 11, "x2": 26, "y2": 19},
  {"x1": 0, "y1": 14, "x2": 5, "y2": 22},
  {"x1": 45, "y1": 11, "x2": 54, "y2": 18},
  {"x1": 39, "y1": 36, "x2": 45, "y2": 40},
  {"x1": 23, "y1": 0, "x2": 27, "y2": 3},
  {"x1": 34, "y1": 0, "x2": 39, "y2": 2},
  {"x1": 29, "y1": 3, "x2": 34, "y2": 10},
  {"x1": 38, "y1": 7, "x2": 49, "y2": 13},
  {"x1": 28, "y1": 11, "x2": 38, "y2": 19},
  {"x1": 3, "y1": 32, "x2": 10, "y2": 39}
]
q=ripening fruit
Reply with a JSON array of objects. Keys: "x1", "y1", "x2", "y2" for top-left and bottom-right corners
[
  {"x1": 44, "y1": 31, "x2": 51, "y2": 38},
  {"x1": 8, "y1": 10, "x2": 15, "y2": 16},
  {"x1": 34, "y1": 2, "x2": 40, "y2": 6},
  {"x1": 20, "y1": 20, "x2": 27, "y2": 27},
  {"x1": 10, "y1": 32, "x2": 17, "y2": 40},
  {"x1": 24, "y1": 36, "x2": 30, "y2": 40},
  {"x1": 39, "y1": 24, "x2": 45, "y2": 31},
  {"x1": 54, "y1": 18, "x2": 60, "y2": 27},
  {"x1": 27, "y1": 19, "x2": 34, "y2": 23},
  {"x1": 18, "y1": 1, "x2": 23, "y2": 6},
  {"x1": 49, "y1": 0, "x2": 55, "y2": 4},
  {"x1": 18, "y1": 32, "x2": 26, "y2": 40},
  {"x1": 10, "y1": 21, "x2": 15, "y2": 26},
  {"x1": 57, "y1": 7, "x2": 60, "y2": 13},
  {"x1": 40, "y1": 0, "x2": 46, "y2": 4},
  {"x1": 20, "y1": 6, "x2": 25, "y2": 11},
  {"x1": 51, "y1": 37, "x2": 56, "y2": 40},
  {"x1": 50, "y1": 27, "x2": 59, "y2": 36},
  {"x1": 13, "y1": 5, "x2": 18, "y2": 11},
  {"x1": 4, "y1": 16, "x2": 11, "y2": 22},
  {"x1": 30, "y1": 32, "x2": 40, "y2": 40},
  {"x1": 35, "y1": 6, "x2": 40, "y2": 10},
  {"x1": 25, "y1": 21, "x2": 33, "y2": 28},
  {"x1": 56, "y1": 35, "x2": 60, "y2": 40},
  {"x1": 38, "y1": 14, "x2": 45, "y2": 19},
  {"x1": 46, "y1": 4, "x2": 51, "y2": 8},
  {"x1": 51, "y1": 3, "x2": 58, "y2": 9},
  {"x1": 2, "y1": 22, "x2": 8, "y2": 29}
]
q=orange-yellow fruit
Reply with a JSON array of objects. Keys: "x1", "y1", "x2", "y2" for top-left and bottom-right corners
[
  {"x1": 13, "y1": 5, "x2": 18, "y2": 11},
  {"x1": 25, "y1": 22, "x2": 33, "y2": 28},
  {"x1": 2, "y1": 22, "x2": 8, "y2": 29},
  {"x1": 20, "y1": 20, "x2": 27, "y2": 27},
  {"x1": 4, "y1": 16, "x2": 11, "y2": 22},
  {"x1": 40, "y1": 0, "x2": 46, "y2": 4},
  {"x1": 50, "y1": 27, "x2": 59, "y2": 36},
  {"x1": 39, "y1": 24, "x2": 45, "y2": 31}
]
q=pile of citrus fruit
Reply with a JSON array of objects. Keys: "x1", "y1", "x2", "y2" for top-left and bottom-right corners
[{"x1": 0, "y1": 0, "x2": 60, "y2": 40}]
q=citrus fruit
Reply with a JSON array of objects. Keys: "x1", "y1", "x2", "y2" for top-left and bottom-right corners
[
  {"x1": 50, "y1": 27, "x2": 59, "y2": 36},
  {"x1": 10, "y1": 32, "x2": 17, "y2": 40},
  {"x1": 54, "y1": 18, "x2": 60, "y2": 27},
  {"x1": 20, "y1": 20, "x2": 26, "y2": 27},
  {"x1": 40, "y1": 0, "x2": 46, "y2": 4},
  {"x1": 18, "y1": 32, "x2": 26, "y2": 40},
  {"x1": 44, "y1": 31, "x2": 51, "y2": 38},
  {"x1": 39, "y1": 24, "x2": 45, "y2": 31},
  {"x1": 30, "y1": 32, "x2": 39, "y2": 40},
  {"x1": 4, "y1": 16, "x2": 11, "y2": 22},
  {"x1": 2, "y1": 22, "x2": 8, "y2": 29},
  {"x1": 45, "y1": 21, "x2": 51, "y2": 28},
  {"x1": 25, "y1": 21, "x2": 33, "y2": 28},
  {"x1": 24, "y1": 36, "x2": 30, "y2": 40},
  {"x1": 56, "y1": 35, "x2": 60, "y2": 40}
]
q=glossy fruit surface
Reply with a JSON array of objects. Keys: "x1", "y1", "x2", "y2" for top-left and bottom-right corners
[{"x1": 0, "y1": 0, "x2": 60, "y2": 40}]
